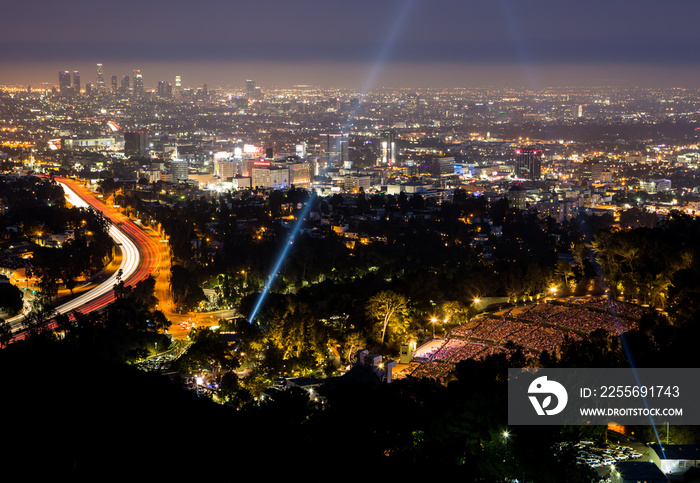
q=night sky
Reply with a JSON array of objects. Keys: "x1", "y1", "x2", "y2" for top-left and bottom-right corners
[{"x1": 2, "y1": 0, "x2": 699, "y2": 89}]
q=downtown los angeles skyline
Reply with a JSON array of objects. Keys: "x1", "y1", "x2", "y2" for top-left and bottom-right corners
[{"x1": 2, "y1": 0, "x2": 700, "y2": 89}]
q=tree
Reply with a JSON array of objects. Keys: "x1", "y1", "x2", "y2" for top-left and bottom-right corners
[
  {"x1": 218, "y1": 371, "x2": 240, "y2": 397},
  {"x1": 22, "y1": 298, "x2": 56, "y2": 334},
  {"x1": 170, "y1": 265, "x2": 206, "y2": 311},
  {"x1": 440, "y1": 300, "x2": 472, "y2": 325},
  {"x1": 217, "y1": 371, "x2": 252, "y2": 408},
  {"x1": 0, "y1": 319, "x2": 11, "y2": 346},
  {"x1": 0, "y1": 276, "x2": 23, "y2": 316},
  {"x1": 113, "y1": 280, "x2": 126, "y2": 299},
  {"x1": 148, "y1": 310, "x2": 171, "y2": 332},
  {"x1": 267, "y1": 298, "x2": 321, "y2": 361},
  {"x1": 367, "y1": 290, "x2": 409, "y2": 344},
  {"x1": 340, "y1": 331, "x2": 366, "y2": 365},
  {"x1": 128, "y1": 276, "x2": 158, "y2": 309},
  {"x1": 173, "y1": 327, "x2": 240, "y2": 376},
  {"x1": 554, "y1": 260, "x2": 575, "y2": 289}
]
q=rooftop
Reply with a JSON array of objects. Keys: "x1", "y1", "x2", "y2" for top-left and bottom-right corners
[{"x1": 649, "y1": 444, "x2": 700, "y2": 461}]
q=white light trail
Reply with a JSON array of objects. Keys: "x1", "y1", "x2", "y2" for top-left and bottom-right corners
[
  {"x1": 6, "y1": 181, "x2": 143, "y2": 336},
  {"x1": 53, "y1": 182, "x2": 141, "y2": 315}
]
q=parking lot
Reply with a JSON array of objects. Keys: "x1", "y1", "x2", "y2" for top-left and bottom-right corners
[{"x1": 554, "y1": 440, "x2": 648, "y2": 481}]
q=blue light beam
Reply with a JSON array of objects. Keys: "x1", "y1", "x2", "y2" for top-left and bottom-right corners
[
  {"x1": 343, "y1": 0, "x2": 418, "y2": 133},
  {"x1": 495, "y1": 0, "x2": 542, "y2": 90},
  {"x1": 361, "y1": 0, "x2": 417, "y2": 95},
  {"x1": 248, "y1": 196, "x2": 314, "y2": 324},
  {"x1": 250, "y1": 1, "x2": 414, "y2": 322},
  {"x1": 609, "y1": 298, "x2": 666, "y2": 456}
]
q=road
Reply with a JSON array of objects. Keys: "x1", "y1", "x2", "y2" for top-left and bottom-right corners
[
  {"x1": 140, "y1": 222, "x2": 236, "y2": 338},
  {"x1": 54, "y1": 177, "x2": 160, "y2": 313},
  {"x1": 8, "y1": 177, "x2": 160, "y2": 338},
  {"x1": 8, "y1": 176, "x2": 231, "y2": 341}
]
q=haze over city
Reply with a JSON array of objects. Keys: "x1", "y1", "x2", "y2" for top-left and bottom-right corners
[{"x1": 3, "y1": 0, "x2": 700, "y2": 88}]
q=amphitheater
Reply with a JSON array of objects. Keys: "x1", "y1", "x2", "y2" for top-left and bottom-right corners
[{"x1": 404, "y1": 297, "x2": 647, "y2": 382}]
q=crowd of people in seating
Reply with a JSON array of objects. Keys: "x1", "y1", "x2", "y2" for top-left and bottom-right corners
[{"x1": 407, "y1": 297, "x2": 646, "y2": 382}]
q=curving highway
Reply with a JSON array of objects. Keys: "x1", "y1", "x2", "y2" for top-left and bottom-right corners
[
  {"x1": 52, "y1": 180, "x2": 141, "y2": 315},
  {"x1": 8, "y1": 176, "x2": 160, "y2": 337},
  {"x1": 54, "y1": 177, "x2": 160, "y2": 313}
]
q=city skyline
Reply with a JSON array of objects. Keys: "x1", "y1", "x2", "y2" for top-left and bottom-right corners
[
  {"x1": 2, "y1": 0, "x2": 700, "y2": 89},
  {"x1": 6, "y1": 61, "x2": 700, "y2": 92}
]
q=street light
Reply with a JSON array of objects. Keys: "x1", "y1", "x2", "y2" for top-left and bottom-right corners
[{"x1": 431, "y1": 317, "x2": 437, "y2": 338}]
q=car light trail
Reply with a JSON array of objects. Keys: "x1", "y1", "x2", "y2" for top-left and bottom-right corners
[
  {"x1": 51, "y1": 181, "x2": 141, "y2": 315},
  {"x1": 7, "y1": 177, "x2": 160, "y2": 340}
]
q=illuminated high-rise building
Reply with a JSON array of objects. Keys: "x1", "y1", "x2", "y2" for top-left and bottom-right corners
[
  {"x1": 72, "y1": 71, "x2": 80, "y2": 94},
  {"x1": 157, "y1": 81, "x2": 172, "y2": 98},
  {"x1": 218, "y1": 159, "x2": 236, "y2": 180},
  {"x1": 320, "y1": 133, "x2": 349, "y2": 169},
  {"x1": 251, "y1": 163, "x2": 289, "y2": 189},
  {"x1": 296, "y1": 143, "x2": 307, "y2": 159},
  {"x1": 246, "y1": 79, "x2": 256, "y2": 100},
  {"x1": 96, "y1": 63, "x2": 105, "y2": 89},
  {"x1": 111, "y1": 75, "x2": 118, "y2": 93},
  {"x1": 380, "y1": 130, "x2": 396, "y2": 165},
  {"x1": 124, "y1": 130, "x2": 149, "y2": 157},
  {"x1": 121, "y1": 76, "x2": 130, "y2": 94},
  {"x1": 405, "y1": 93, "x2": 419, "y2": 115},
  {"x1": 514, "y1": 147, "x2": 542, "y2": 180},
  {"x1": 58, "y1": 71, "x2": 71, "y2": 94},
  {"x1": 288, "y1": 161, "x2": 311, "y2": 187},
  {"x1": 133, "y1": 70, "x2": 143, "y2": 96},
  {"x1": 170, "y1": 158, "x2": 188, "y2": 182},
  {"x1": 174, "y1": 75, "x2": 182, "y2": 98}
]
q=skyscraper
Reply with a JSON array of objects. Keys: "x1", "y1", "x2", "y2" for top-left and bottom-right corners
[
  {"x1": 124, "y1": 131, "x2": 149, "y2": 157},
  {"x1": 514, "y1": 148, "x2": 542, "y2": 180},
  {"x1": 133, "y1": 70, "x2": 144, "y2": 96},
  {"x1": 58, "y1": 71, "x2": 71, "y2": 94},
  {"x1": 72, "y1": 71, "x2": 80, "y2": 94},
  {"x1": 170, "y1": 158, "x2": 188, "y2": 182},
  {"x1": 111, "y1": 75, "x2": 118, "y2": 93},
  {"x1": 175, "y1": 75, "x2": 182, "y2": 98},
  {"x1": 320, "y1": 133, "x2": 349, "y2": 169},
  {"x1": 246, "y1": 79, "x2": 256, "y2": 100},
  {"x1": 96, "y1": 63, "x2": 105, "y2": 89},
  {"x1": 121, "y1": 76, "x2": 130, "y2": 94},
  {"x1": 157, "y1": 81, "x2": 172, "y2": 98},
  {"x1": 380, "y1": 130, "x2": 396, "y2": 165}
]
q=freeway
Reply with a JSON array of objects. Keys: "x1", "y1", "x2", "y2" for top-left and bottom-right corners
[
  {"x1": 54, "y1": 177, "x2": 160, "y2": 313},
  {"x1": 8, "y1": 177, "x2": 160, "y2": 337}
]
